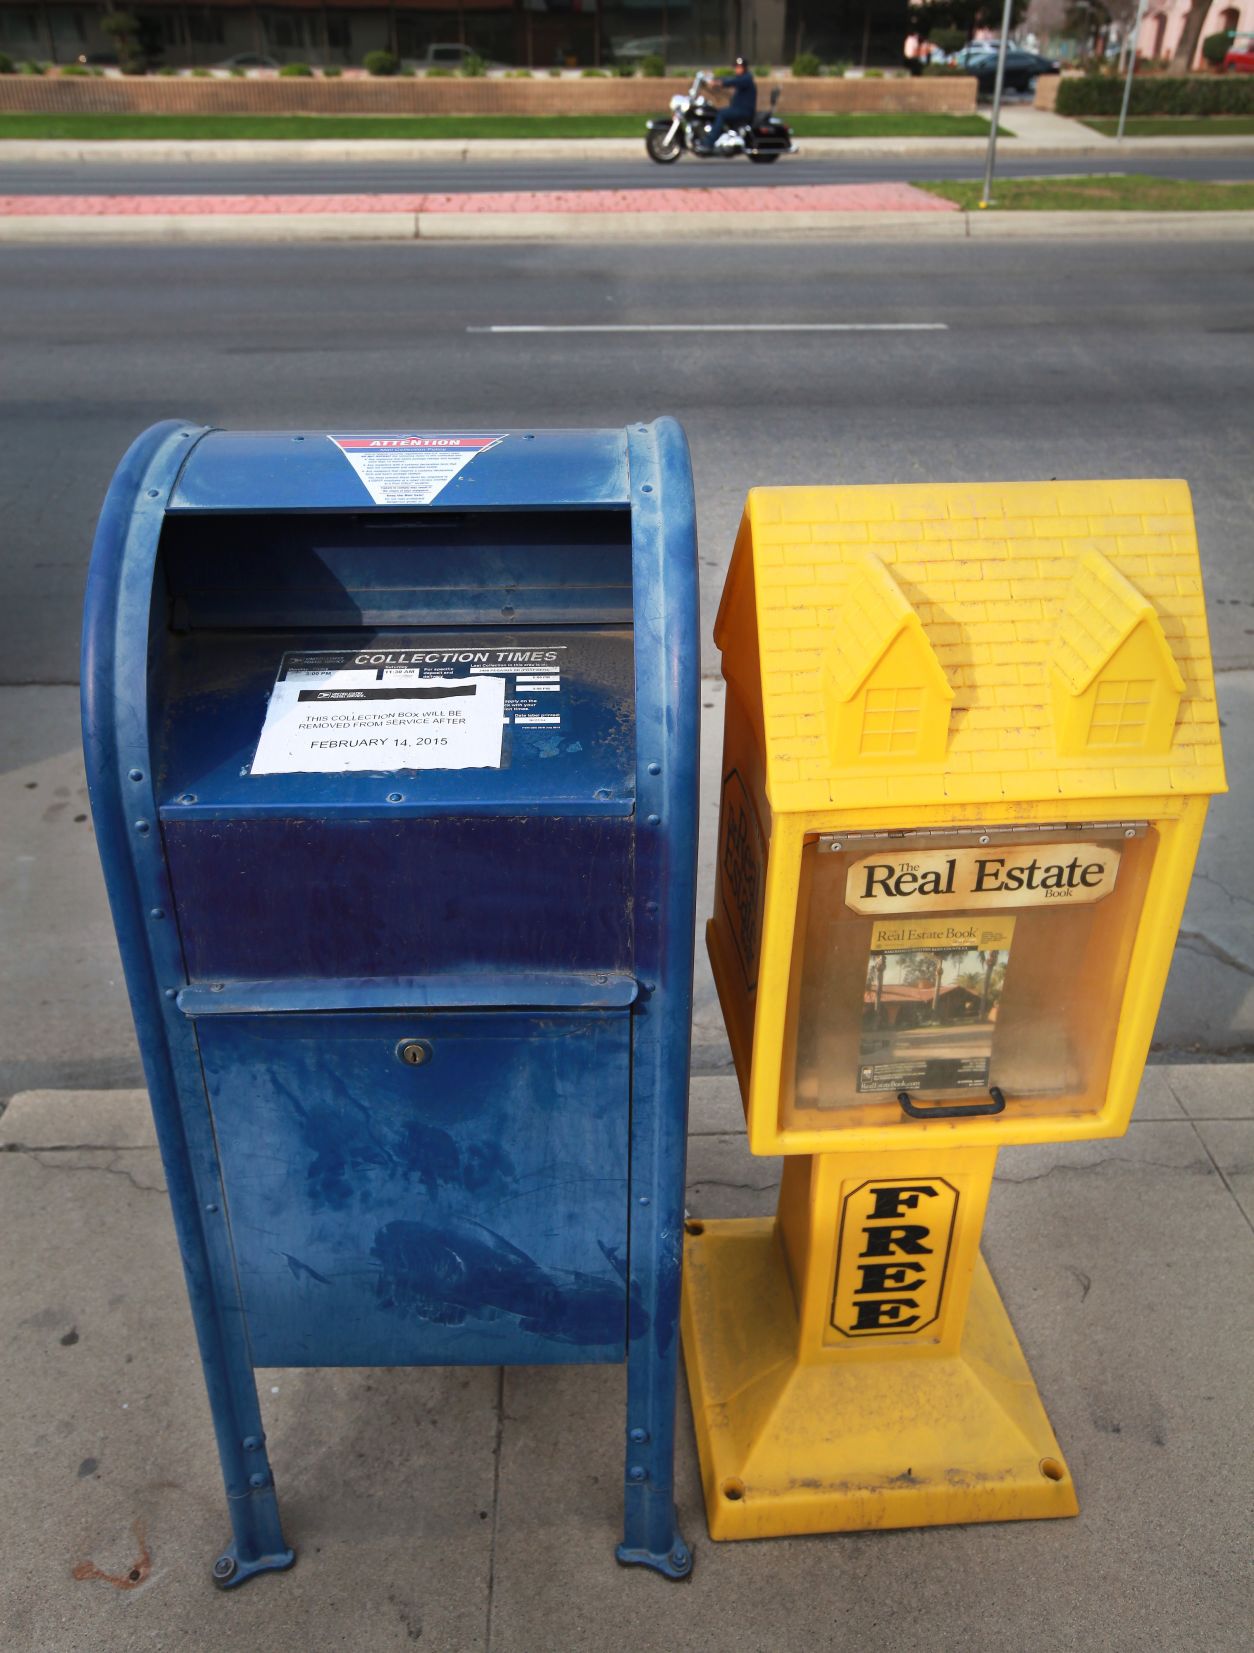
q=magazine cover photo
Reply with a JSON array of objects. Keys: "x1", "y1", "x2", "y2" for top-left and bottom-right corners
[{"x1": 859, "y1": 916, "x2": 1015, "y2": 1094}]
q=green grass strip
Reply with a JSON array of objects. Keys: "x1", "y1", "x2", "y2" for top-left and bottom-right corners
[
  {"x1": 918, "y1": 173, "x2": 1254, "y2": 210},
  {"x1": 790, "y1": 114, "x2": 990, "y2": 136},
  {"x1": 0, "y1": 111, "x2": 990, "y2": 142},
  {"x1": 1082, "y1": 115, "x2": 1254, "y2": 138}
]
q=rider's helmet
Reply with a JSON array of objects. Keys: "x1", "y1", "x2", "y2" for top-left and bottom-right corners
[{"x1": 734, "y1": 55, "x2": 748, "y2": 70}]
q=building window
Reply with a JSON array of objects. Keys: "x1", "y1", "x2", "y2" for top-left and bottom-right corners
[
  {"x1": 1087, "y1": 679, "x2": 1154, "y2": 746},
  {"x1": 860, "y1": 687, "x2": 924, "y2": 756},
  {"x1": 187, "y1": 15, "x2": 226, "y2": 47},
  {"x1": 152, "y1": 14, "x2": 187, "y2": 48},
  {"x1": 0, "y1": 11, "x2": 40, "y2": 46},
  {"x1": 263, "y1": 14, "x2": 309, "y2": 51}
]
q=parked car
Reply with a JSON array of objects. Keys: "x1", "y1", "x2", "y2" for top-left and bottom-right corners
[
  {"x1": 952, "y1": 42, "x2": 1059, "y2": 92},
  {"x1": 402, "y1": 43, "x2": 508, "y2": 71},
  {"x1": 75, "y1": 51, "x2": 119, "y2": 67},
  {"x1": 612, "y1": 35, "x2": 690, "y2": 64},
  {"x1": 213, "y1": 53, "x2": 281, "y2": 72},
  {"x1": 1223, "y1": 32, "x2": 1254, "y2": 71}
]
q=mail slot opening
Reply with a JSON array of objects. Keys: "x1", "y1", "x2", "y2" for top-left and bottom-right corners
[
  {"x1": 157, "y1": 506, "x2": 634, "y2": 633},
  {"x1": 145, "y1": 509, "x2": 640, "y2": 986}
]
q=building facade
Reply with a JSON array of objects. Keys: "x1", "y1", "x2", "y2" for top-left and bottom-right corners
[
  {"x1": 0, "y1": 1, "x2": 915, "y2": 70},
  {"x1": 1135, "y1": 0, "x2": 1250, "y2": 65},
  {"x1": 0, "y1": 1, "x2": 795, "y2": 69}
]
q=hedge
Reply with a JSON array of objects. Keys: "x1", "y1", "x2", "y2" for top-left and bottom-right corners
[{"x1": 1057, "y1": 75, "x2": 1254, "y2": 116}]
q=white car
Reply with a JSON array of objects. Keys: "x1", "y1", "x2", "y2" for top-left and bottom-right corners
[
  {"x1": 612, "y1": 36, "x2": 690, "y2": 63},
  {"x1": 404, "y1": 43, "x2": 507, "y2": 71}
]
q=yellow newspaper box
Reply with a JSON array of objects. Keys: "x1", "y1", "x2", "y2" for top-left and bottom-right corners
[{"x1": 686, "y1": 479, "x2": 1226, "y2": 1539}]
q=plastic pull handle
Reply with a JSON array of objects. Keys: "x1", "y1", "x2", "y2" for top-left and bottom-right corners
[{"x1": 897, "y1": 1086, "x2": 1007, "y2": 1121}]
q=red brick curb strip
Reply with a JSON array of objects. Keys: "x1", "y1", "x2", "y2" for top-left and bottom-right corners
[{"x1": 0, "y1": 183, "x2": 956, "y2": 218}]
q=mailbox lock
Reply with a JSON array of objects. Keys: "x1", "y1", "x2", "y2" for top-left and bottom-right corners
[{"x1": 397, "y1": 1039, "x2": 433, "y2": 1068}]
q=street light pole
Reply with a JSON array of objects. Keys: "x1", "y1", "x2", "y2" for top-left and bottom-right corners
[
  {"x1": 980, "y1": 0, "x2": 1016, "y2": 209},
  {"x1": 1117, "y1": 0, "x2": 1151, "y2": 142}
]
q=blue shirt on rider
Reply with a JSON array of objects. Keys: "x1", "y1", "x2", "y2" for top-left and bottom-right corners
[{"x1": 717, "y1": 69, "x2": 756, "y2": 122}]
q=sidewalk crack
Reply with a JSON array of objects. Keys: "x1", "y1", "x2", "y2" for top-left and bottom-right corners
[
  {"x1": 1176, "y1": 929, "x2": 1254, "y2": 980},
  {"x1": 1191, "y1": 871, "x2": 1254, "y2": 911},
  {"x1": 1170, "y1": 1079, "x2": 1254, "y2": 1239},
  {"x1": 21, "y1": 1148, "x2": 164, "y2": 1195}
]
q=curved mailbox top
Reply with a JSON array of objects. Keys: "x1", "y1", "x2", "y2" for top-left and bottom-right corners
[
  {"x1": 82, "y1": 417, "x2": 698, "y2": 985},
  {"x1": 169, "y1": 427, "x2": 632, "y2": 513}
]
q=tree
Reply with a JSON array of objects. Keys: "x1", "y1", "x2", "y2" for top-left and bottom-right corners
[
  {"x1": 912, "y1": 1, "x2": 1028, "y2": 39},
  {"x1": 1031, "y1": 0, "x2": 1140, "y2": 56},
  {"x1": 100, "y1": 10, "x2": 145, "y2": 74},
  {"x1": 1169, "y1": 0, "x2": 1216, "y2": 71}
]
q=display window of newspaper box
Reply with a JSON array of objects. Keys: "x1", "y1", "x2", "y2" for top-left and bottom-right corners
[{"x1": 787, "y1": 821, "x2": 1157, "y2": 1132}]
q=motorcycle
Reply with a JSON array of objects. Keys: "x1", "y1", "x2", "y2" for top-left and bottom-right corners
[{"x1": 645, "y1": 72, "x2": 798, "y2": 165}]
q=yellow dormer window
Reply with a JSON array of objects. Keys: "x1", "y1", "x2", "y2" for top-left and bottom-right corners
[
  {"x1": 1088, "y1": 678, "x2": 1155, "y2": 747},
  {"x1": 1050, "y1": 551, "x2": 1184, "y2": 758},
  {"x1": 823, "y1": 553, "x2": 953, "y2": 767},
  {"x1": 860, "y1": 686, "x2": 924, "y2": 755}
]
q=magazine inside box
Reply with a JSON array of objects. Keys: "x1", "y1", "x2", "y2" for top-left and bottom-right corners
[{"x1": 780, "y1": 824, "x2": 1158, "y2": 1134}]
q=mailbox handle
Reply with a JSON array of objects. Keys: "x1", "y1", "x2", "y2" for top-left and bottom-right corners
[{"x1": 897, "y1": 1087, "x2": 1007, "y2": 1121}]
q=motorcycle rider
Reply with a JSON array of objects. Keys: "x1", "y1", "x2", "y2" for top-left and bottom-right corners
[{"x1": 697, "y1": 55, "x2": 756, "y2": 154}]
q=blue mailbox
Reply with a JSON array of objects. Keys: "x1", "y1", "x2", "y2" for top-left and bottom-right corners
[{"x1": 82, "y1": 421, "x2": 699, "y2": 1585}]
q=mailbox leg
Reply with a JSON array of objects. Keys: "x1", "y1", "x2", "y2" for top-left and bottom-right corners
[
  {"x1": 616, "y1": 1044, "x2": 693, "y2": 1580},
  {"x1": 209, "y1": 1424, "x2": 296, "y2": 1590},
  {"x1": 187, "y1": 1273, "x2": 296, "y2": 1588},
  {"x1": 213, "y1": 1505, "x2": 294, "y2": 1590},
  {"x1": 618, "y1": 1273, "x2": 693, "y2": 1581}
]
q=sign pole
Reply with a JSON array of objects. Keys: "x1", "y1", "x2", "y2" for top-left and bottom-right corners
[
  {"x1": 979, "y1": 0, "x2": 1017, "y2": 210},
  {"x1": 1117, "y1": 0, "x2": 1151, "y2": 143}
]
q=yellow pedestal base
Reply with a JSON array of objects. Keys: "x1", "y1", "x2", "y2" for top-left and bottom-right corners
[{"x1": 682, "y1": 1217, "x2": 1078, "y2": 1540}]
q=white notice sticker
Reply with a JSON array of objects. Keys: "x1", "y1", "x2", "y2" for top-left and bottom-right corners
[
  {"x1": 327, "y1": 433, "x2": 504, "y2": 505},
  {"x1": 251, "y1": 656, "x2": 505, "y2": 774}
]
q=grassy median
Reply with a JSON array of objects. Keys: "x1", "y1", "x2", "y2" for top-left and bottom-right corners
[
  {"x1": 0, "y1": 112, "x2": 992, "y2": 141},
  {"x1": 920, "y1": 174, "x2": 1254, "y2": 210},
  {"x1": 1082, "y1": 116, "x2": 1254, "y2": 138}
]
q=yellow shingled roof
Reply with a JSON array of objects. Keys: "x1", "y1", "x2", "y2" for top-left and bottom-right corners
[{"x1": 726, "y1": 479, "x2": 1226, "y2": 814}]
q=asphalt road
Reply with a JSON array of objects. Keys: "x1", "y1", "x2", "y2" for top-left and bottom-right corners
[
  {"x1": 5, "y1": 154, "x2": 1254, "y2": 194},
  {"x1": 0, "y1": 237, "x2": 1249, "y2": 1076},
  {"x1": 2, "y1": 237, "x2": 1250, "y2": 685}
]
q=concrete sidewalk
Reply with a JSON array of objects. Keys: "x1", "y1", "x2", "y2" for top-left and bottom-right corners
[
  {"x1": 5, "y1": 116, "x2": 1254, "y2": 164},
  {"x1": 3, "y1": 1065, "x2": 1251, "y2": 1653},
  {"x1": 6, "y1": 108, "x2": 1254, "y2": 243},
  {"x1": 2, "y1": 188, "x2": 1252, "y2": 243},
  {"x1": 1, "y1": 643, "x2": 1251, "y2": 1648}
]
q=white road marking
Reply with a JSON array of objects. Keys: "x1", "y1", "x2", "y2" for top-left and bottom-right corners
[{"x1": 468, "y1": 322, "x2": 947, "y2": 334}]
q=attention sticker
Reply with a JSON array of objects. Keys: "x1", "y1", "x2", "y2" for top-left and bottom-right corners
[{"x1": 328, "y1": 433, "x2": 504, "y2": 504}]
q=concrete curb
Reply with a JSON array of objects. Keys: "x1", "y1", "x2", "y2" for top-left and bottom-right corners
[
  {"x1": 5, "y1": 134, "x2": 1254, "y2": 164},
  {"x1": 3, "y1": 207, "x2": 1253, "y2": 243}
]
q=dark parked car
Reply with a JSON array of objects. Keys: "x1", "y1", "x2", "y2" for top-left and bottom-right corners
[{"x1": 954, "y1": 42, "x2": 1060, "y2": 93}]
